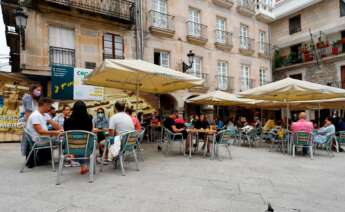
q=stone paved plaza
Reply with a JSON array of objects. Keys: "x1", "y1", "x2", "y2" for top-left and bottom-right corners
[{"x1": 0, "y1": 142, "x2": 345, "y2": 212}]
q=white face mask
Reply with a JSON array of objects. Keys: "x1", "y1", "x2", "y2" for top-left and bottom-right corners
[{"x1": 33, "y1": 89, "x2": 41, "y2": 97}]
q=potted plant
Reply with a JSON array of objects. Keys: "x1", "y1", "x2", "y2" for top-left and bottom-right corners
[{"x1": 332, "y1": 41, "x2": 339, "y2": 55}]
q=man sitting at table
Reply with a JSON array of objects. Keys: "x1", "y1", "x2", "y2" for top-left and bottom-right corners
[
  {"x1": 162, "y1": 111, "x2": 189, "y2": 153},
  {"x1": 291, "y1": 112, "x2": 314, "y2": 155},
  {"x1": 25, "y1": 97, "x2": 62, "y2": 168},
  {"x1": 194, "y1": 114, "x2": 211, "y2": 153},
  {"x1": 109, "y1": 101, "x2": 135, "y2": 136}
]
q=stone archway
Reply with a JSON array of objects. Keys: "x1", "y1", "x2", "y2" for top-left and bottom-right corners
[
  {"x1": 184, "y1": 95, "x2": 202, "y2": 118},
  {"x1": 159, "y1": 94, "x2": 177, "y2": 117}
]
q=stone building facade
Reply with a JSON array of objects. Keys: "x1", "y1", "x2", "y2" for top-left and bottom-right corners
[
  {"x1": 271, "y1": 0, "x2": 345, "y2": 89},
  {"x1": 2, "y1": 0, "x2": 138, "y2": 77},
  {"x1": 142, "y1": 0, "x2": 273, "y2": 115}
]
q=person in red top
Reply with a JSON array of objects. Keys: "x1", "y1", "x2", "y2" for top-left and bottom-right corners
[
  {"x1": 126, "y1": 108, "x2": 142, "y2": 133},
  {"x1": 291, "y1": 112, "x2": 313, "y2": 133}
]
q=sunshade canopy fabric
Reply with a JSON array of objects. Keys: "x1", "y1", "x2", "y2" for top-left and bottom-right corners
[
  {"x1": 186, "y1": 90, "x2": 257, "y2": 106},
  {"x1": 84, "y1": 59, "x2": 204, "y2": 93},
  {"x1": 238, "y1": 77, "x2": 345, "y2": 101}
]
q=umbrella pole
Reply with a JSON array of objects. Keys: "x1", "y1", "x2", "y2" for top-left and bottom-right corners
[
  {"x1": 260, "y1": 107, "x2": 263, "y2": 128},
  {"x1": 318, "y1": 103, "x2": 321, "y2": 128},
  {"x1": 136, "y1": 80, "x2": 140, "y2": 111}
]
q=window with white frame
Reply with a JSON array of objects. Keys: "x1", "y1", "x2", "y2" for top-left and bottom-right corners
[
  {"x1": 259, "y1": 68, "x2": 266, "y2": 86},
  {"x1": 152, "y1": 0, "x2": 168, "y2": 28},
  {"x1": 188, "y1": 8, "x2": 201, "y2": 37},
  {"x1": 217, "y1": 60, "x2": 228, "y2": 90},
  {"x1": 259, "y1": 31, "x2": 266, "y2": 53},
  {"x1": 241, "y1": 64, "x2": 250, "y2": 90},
  {"x1": 154, "y1": 50, "x2": 170, "y2": 68},
  {"x1": 48, "y1": 26, "x2": 75, "y2": 66},
  {"x1": 216, "y1": 17, "x2": 226, "y2": 43},
  {"x1": 240, "y1": 24, "x2": 249, "y2": 49},
  {"x1": 189, "y1": 56, "x2": 202, "y2": 77}
]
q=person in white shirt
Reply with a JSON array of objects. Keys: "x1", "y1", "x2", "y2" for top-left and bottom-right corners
[
  {"x1": 26, "y1": 97, "x2": 62, "y2": 141},
  {"x1": 109, "y1": 102, "x2": 134, "y2": 136}
]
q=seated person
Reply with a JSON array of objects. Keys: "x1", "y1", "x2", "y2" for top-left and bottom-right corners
[
  {"x1": 163, "y1": 111, "x2": 188, "y2": 152},
  {"x1": 25, "y1": 98, "x2": 62, "y2": 168},
  {"x1": 262, "y1": 117, "x2": 276, "y2": 133},
  {"x1": 92, "y1": 107, "x2": 109, "y2": 163},
  {"x1": 126, "y1": 108, "x2": 142, "y2": 133},
  {"x1": 214, "y1": 115, "x2": 224, "y2": 130},
  {"x1": 175, "y1": 115, "x2": 186, "y2": 129},
  {"x1": 314, "y1": 117, "x2": 335, "y2": 145},
  {"x1": 64, "y1": 100, "x2": 93, "y2": 175}
]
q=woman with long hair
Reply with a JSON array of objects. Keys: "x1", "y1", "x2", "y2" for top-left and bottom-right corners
[{"x1": 64, "y1": 100, "x2": 93, "y2": 174}]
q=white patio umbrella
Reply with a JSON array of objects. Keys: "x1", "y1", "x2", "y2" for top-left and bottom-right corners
[
  {"x1": 186, "y1": 90, "x2": 257, "y2": 106},
  {"x1": 238, "y1": 77, "x2": 345, "y2": 128},
  {"x1": 84, "y1": 59, "x2": 204, "y2": 108}
]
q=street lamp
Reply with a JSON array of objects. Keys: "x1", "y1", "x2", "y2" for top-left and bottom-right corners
[
  {"x1": 182, "y1": 50, "x2": 195, "y2": 73},
  {"x1": 15, "y1": 8, "x2": 28, "y2": 50}
]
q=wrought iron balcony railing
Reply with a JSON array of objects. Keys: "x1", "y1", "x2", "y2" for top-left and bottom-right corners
[
  {"x1": 275, "y1": 43, "x2": 345, "y2": 69},
  {"x1": 49, "y1": 46, "x2": 75, "y2": 67},
  {"x1": 258, "y1": 42, "x2": 271, "y2": 58},
  {"x1": 186, "y1": 71, "x2": 209, "y2": 85},
  {"x1": 44, "y1": 0, "x2": 135, "y2": 23},
  {"x1": 239, "y1": 36, "x2": 255, "y2": 51},
  {"x1": 237, "y1": 0, "x2": 255, "y2": 11},
  {"x1": 215, "y1": 30, "x2": 233, "y2": 46},
  {"x1": 240, "y1": 78, "x2": 255, "y2": 91},
  {"x1": 148, "y1": 10, "x2": 174, "y2": 32},
  {"x1": 215, "y1": 75, "x2": 234, "y2": 92},
  {"x1": 186, "y1": 21, "x2": 208, "y2": 40}
]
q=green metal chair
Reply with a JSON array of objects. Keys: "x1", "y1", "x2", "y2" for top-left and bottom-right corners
[
  {"x1": 117, "y1": 130, "x2": 140, "y2": 176},
  {"x1": 56, "y1": 130, "x2": 97, "y2": 185},
  {"x1": 20, "y1": 128, "x2": 61, "y2": 173},
  {"x1": 212, "y1": 129, "x2": 232, "y2": 160},
  {"x1": 163, "y1": 128, "x2": 185, "y2": 156},
  {"x1": 227, "y1": 127, "x2": 240, "y2": 145},
  {"x1": 316, "y1": 133, "x2": 337, "y2": 157},
  {"x1": 292, "y1": 131, "x2": 314, "y2": 159},
  {"x1": 136, "y1": 128, "x2": 146, "y2": 161},
  {"x1": 336, "y1": 131, "x2": 345, "y2": 151}
]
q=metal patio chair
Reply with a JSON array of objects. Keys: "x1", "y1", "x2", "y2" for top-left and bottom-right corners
[
  {"x1": 163, "y1": 127, "x2": 185, "y2": 156},
  {"x1": 117, "y1": 130, "x2": 140, "y2": 176},
  {"x1": 291, "y1": 131, "x2": 314, "y2": 159},
  {"x1": 20, "y1": 128, "x2": 60, "y2": 173},
  {"x1": 212, "y1": 129, "x2": 232, "y2": 160},
  {"x1": 315, "y1": 133, "x2": 337, "y2": 157},
  {"x1": 56, "y1": 130, "x2": 97, "y2": 185}
]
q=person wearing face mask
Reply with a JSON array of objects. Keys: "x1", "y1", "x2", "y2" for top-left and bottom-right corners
[
  {"x1": 22, "y1": 84, "x2": 42, "y2": 121},
  {"x1": 92, "y1": 108, "x2": 109, "y2": 162}
]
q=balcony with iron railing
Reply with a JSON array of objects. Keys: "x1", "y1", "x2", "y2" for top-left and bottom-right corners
[
  {"x1": 186, "y1": 71, "x2": 209, "y2": 92},
  {"x1": 274, "y1": 41, "x2": 345, "y2": 71},
  {"x1": 236, "y1": 0, "x2": 255, "y2": 17},
  {"x1": 49, "y1": 46, "x2": 75, "y2": 67},
  {"x1": 258, "y1": 42, "x2": 271, "y2": 59},
  {"x1": 186, "y1": 21, "x2": 208, "y2": 45},
  {"x1": 255, "y1": 0, "x2": 274, "y2": 23},
  {"x1": 148, "y1": 10, "x2": 175, "y2": 37},
  {"x1": 239, "y1": 78, "x2": 255, "y2": 91},
  {"x1": 215, "y1": 75, "x2": 234, "y2": 92},
  {"x1": 212, "y1": 0, "x2": 234, "y2": 9},
  {"x1": 239, "y1": 36, "x2": 255, "y2": 56},
  {"x1": 42, "y1": 0, "x2": 135, "y2": 24},
  {"x1": 214, "y1": 30, "x2": 233, "y2": 51}
]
